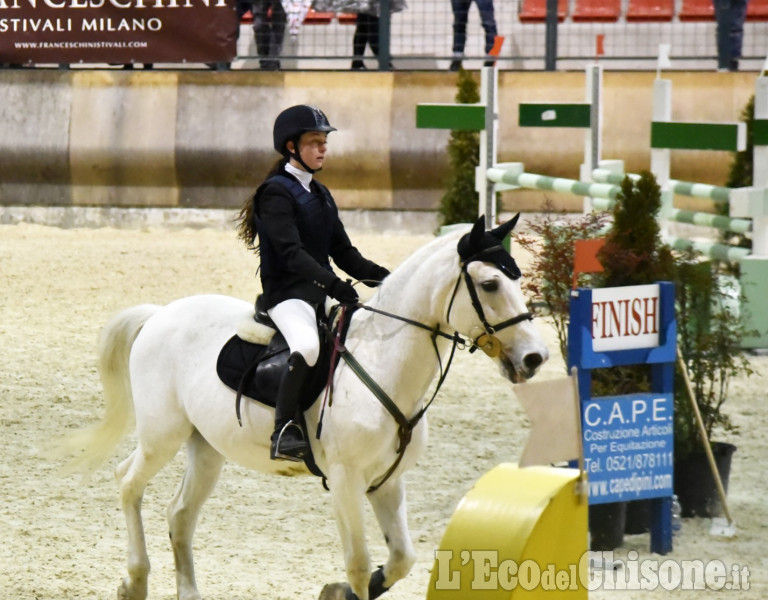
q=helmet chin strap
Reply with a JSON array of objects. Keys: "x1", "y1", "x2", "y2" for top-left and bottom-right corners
[{"x1": 287, "y1": 136, "x2": 322, "y2": 174}]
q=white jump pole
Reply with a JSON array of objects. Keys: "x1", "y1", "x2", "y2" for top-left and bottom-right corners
[
  {"x1": 651, "y1": 78, "x2": 675, "y2": 232},
  {"x1": 580, "y1": 64, "x2": 603, "y2": 214},
  {"x1": 478, "y1": 65, "x2": 498, "y2": 229},
  {"x1": 751, "y1": 76, "x2": 768, "y2": 257}
]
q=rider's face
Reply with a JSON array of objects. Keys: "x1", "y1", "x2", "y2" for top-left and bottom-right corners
[{"x1": 289, "y1": 131, "x2": 328, "y2": 172}]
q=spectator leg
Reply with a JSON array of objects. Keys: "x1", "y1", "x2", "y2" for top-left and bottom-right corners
[
  {"x1": 714, "y1": 0, "x2": 733, "y2": 70},
  {"x1": 729, "y1": 0, "x2": 747, "y2": 69},
  {"x1": 451, "y1": 0, "x2": 470, "y2": 55},
  {"x1": 352, "y1": 16, "x2": 369, "y2": 69},
  {"x1": 366, "y1": 14, "x2": 381, "y2": 56},
  {"x1": 475, "y1": 0, "x2": 498, "y2": 55},
  {"x1": 253, "y1": 1, "x2": 271, "y2": 66},
  {"x1": 269, "y1": 0, "x2": 287, "y2": 69}
]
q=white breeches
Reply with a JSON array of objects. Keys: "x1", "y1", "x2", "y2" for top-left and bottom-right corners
[{"x1": 267, "y1": 298, "x2": 321, "y2": 367}]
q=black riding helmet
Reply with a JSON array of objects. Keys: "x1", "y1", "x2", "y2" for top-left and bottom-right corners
[{"x1": 273, "y1": 105, "x2": 337, "y2": 173}]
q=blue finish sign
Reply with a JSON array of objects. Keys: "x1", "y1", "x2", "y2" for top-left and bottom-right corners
[
  {"x1": 568, "y1": 282, "x2": 676, "y2": 554},
  {"x1": 582, "y1": 393, "x2": 674, "y2": 505}
]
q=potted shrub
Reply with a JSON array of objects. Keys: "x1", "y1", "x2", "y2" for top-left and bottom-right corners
[
  {"x1": 675, "y1": 92, "x2": 757, "y2": 516},
  {"x1": 516, "y1": 180, "x2": 662, "y2": 549},
  {"x1": 673, "y1": 251, "x2": 753, "y2": 517},
  {"x1": 517, "y1": 201, "x2": 625, "y2": 550}
]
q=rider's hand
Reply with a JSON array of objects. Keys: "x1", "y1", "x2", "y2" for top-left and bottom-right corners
[
  {"x1": 363, "y1": 265, "x2": 391, "y2": 288},
  {"x1": 329, "y1": 279, "x2": 359, "y2": 304}
]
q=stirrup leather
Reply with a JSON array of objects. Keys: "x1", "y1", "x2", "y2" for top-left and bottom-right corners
[{"x1": 271, "y1": 421, "x2": 307, "y2": 462}]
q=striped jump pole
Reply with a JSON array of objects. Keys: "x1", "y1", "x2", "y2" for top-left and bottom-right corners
[
  {"x1": 490, "y1": 163, "x2": 753, "y2": 265},
  {"x1": 591, "y1": 167, "x2": 752, "y2": 235},
  {"x1": 664, "y1": 236, "x2": 751, "y2": 264},
  {"x1": 591, "y1": 168, "x2": 731, "y2": 205},
  {"x1": 665, "y1": 210, "x2": 751, "y2": 235},
  {"x1": 487, "y1": 162, "x2": 620, "y2": 212}
]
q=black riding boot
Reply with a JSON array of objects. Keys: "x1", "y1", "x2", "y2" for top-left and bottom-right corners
[{"x1": 270, "y1": 352, "x2": 311, "y2": 461}]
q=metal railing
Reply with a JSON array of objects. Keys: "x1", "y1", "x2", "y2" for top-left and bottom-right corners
[{"x1": 232, "y1": 0, "x2": 768, "y2": 71}]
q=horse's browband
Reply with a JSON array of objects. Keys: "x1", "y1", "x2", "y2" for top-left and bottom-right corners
[{"x1": 460, "y1": 244, "x2": 506, "y2": 268}]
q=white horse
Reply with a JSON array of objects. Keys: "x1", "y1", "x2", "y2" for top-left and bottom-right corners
[{"x1": 61, "y1": 216, "x2": 549, "y2": 600}]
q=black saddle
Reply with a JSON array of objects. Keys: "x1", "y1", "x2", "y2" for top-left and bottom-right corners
[
  {"x1": 217, "y1": 328, "x2": 293, "y2": 410},
  {"x1": 216, "y1": 298, "x2": 331, "y2": 412}
]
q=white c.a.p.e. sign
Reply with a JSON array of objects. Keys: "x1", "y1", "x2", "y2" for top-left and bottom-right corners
[{"x1": 591, "y1": 284, "x2": 660, "y2": 352}]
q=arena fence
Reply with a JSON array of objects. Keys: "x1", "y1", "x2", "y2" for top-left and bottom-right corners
[
  {"x1": 3, "y1": 0, "x2": 767, "y2": 71},
  {"x1": 237, "y1": 0, "x2": 768, "y2": 71}
]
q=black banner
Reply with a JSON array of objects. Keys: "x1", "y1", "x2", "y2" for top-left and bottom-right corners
[{"x1": 0, "y1": 0, "x2": 237, "y2": 64}]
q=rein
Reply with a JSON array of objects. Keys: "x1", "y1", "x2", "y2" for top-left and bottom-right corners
[
  {"x1": 335, "y1": 251, "x2": 532, "y2": 493},
  {"x1": 339, "y1": 304, "x2": 462, "y2": 493}
]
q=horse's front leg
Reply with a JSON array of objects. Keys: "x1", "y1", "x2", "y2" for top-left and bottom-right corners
[
  {"x1": 368, "y1": 477, "x2": 416, "y2": 595},
  {"x1": 328, "y1": 464, "x2": 371, "y2": 600}
]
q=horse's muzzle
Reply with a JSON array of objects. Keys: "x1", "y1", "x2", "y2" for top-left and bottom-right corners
[{"x1": 500, "y1": 351, "x2": 547, "y2": 383}]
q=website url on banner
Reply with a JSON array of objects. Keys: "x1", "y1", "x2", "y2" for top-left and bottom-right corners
[
  {"x1": 589, "y1": 472, "x2": 673, "y2": 498},
  {"x1": 13, "y1": 40, "x2": 148, "y2": 49},
  {"x1": 433, "y1": 550, "x2": 751, "y2": 592}
]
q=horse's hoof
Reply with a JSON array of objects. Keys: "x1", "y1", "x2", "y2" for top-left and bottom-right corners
[
  {"x1": 319, "y1": 581, "x2": 357, "y2": 600},
  {"x1": 117, "y1": 577, "x2": 147, "y2": 600}
]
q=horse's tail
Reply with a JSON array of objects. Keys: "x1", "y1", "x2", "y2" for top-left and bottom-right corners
[{"x1": 53, "y1": 304, "x2": 161, "y2": 478}]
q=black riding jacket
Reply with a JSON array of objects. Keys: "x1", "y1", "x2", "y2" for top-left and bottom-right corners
[{"x1": 254, "y1": 170, "x2": 381, "y2": 309}]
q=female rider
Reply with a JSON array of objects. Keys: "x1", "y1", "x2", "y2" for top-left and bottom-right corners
[{"x1": 237, "y1": 105, "x2": 390, "y2": 461}]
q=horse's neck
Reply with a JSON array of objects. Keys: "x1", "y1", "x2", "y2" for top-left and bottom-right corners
[{"x1": 345, "y1": 242, "x2": 458, "y2": 417}]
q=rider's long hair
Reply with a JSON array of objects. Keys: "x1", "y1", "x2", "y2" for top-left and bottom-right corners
[{"x1": 236, "y1": 157, "x2": 288, "y2": 250}]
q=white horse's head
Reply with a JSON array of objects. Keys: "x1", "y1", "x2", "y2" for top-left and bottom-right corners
[{"x1": 447, "y1": 215, "x2": 549, "y2": 383}]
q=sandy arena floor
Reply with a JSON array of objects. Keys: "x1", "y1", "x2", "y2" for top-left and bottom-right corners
[{"x1": 0, "y1": 222, "x2": 765, "y2": 599}]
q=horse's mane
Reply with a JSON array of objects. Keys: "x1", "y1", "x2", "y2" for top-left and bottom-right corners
[
  {"x1": 364, "y1": 227, "x2": 469, "y2": 317},
  {"x1": 385, "y1": 227, "x2": 468, "y2": 284}
]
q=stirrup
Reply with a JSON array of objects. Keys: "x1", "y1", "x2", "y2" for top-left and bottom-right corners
[{"x1": 271, "y1": 421, "x2": 308, "y2": 462}]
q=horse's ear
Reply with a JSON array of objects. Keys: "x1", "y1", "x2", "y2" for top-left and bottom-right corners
[
  {"x1": 469, "y1": 215, "x2": 486, "y2": 245},
  {"x1": 491, "y1": 213, "x2": 520, "y2": 240}
]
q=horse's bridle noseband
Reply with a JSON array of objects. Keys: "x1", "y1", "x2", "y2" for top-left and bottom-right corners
[{"x1": 447, "y1": 244, "x2": 533, "y2": 357}]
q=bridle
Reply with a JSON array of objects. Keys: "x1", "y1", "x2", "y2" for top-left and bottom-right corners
[
  {"x1": 330, "y1": 244, "x2": 533, "y2": 492},
  {"x1": 446, "y1": 244, "x2": 533, "y2": 357}
]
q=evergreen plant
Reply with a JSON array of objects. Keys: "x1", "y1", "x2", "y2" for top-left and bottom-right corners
[
  {"x1": 438, "y1": 68, "x2": 481, "y2": 227},
  {"x1": 598, "y1": 171, "x2": 676, "y2": 287}
]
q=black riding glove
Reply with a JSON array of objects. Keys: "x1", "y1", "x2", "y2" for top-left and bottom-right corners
[
  {"x1": 363, "y1": 265, "x2": 391, "y2": 288},
  {"x1": 329, "y1": 279, "x2": 359, "y2": 304}
]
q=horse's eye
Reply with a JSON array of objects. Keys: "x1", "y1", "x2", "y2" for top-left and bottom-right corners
[{"x1": 480, "y1": 279, "x2": 499, "y2": 292}]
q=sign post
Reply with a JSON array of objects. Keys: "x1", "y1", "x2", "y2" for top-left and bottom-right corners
[{"x1": 568, "y1": 282, "x2": 676, "y2": 555}]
